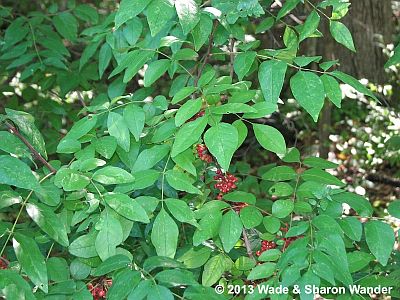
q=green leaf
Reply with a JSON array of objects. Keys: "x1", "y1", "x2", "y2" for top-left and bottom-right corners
[
  {"x1": 192, "y1": 13, "x2": 213, "y2": 51},
  {"x1": 193, "y1": 211, "x2": 222, "y2": 245},
  {"x1": 165, "y1": 169, "x2": 202, "y2": 194},
  {"x1": 301, "y1": 168, "x2": 345, "y2": 187},
  {"x1": 123, "y1": 104, "x2": 145, "y2": 141},
  {"x1": 74, "y1": 4, "x2": 99, "y2": 24},
  {"x1": 202, "y1": 254, "x2": 225, "y2": 286},
  {"x1": 256, "y1": 17, "x2": 275, "y2": 33},
  {"x1": 277, "y1": 0, "x2": 301, "y2": 19},
  {"x1": 321, "y1": 74, "x2": 342, "y2": 108},
  {"x1": 247, "y1": 262, "x2": 276, "y2": 280},
  {"x1": 107, "y1": 112, "x2": 130, "y2": 151},
  {"x1": 258, "y1": 249, "x2": 281, "y2": 262},
  {"x1": 262, "y1": 166, "x2": 297, "y2": 181},
  {"x1": 269, "y1": 182, "x2": 293, "y2": 197},
  {"x1": 272, "y1": 200, "x2": 294, "y2": 218},
  {"x1": 177, "y1": 247, "x2": 212, "y2": 269},
  {"x1": 385, "y1": 43, "x2": 400, "y2": 68},
  {"x1": 107, "y1": 269, "x2": 141, "y2": 300},
  {"x1": 175, "y1": 98, "x2": 202, "y2": 127},
  {"x1": 263, "y1": 216, "x2": 281, "y2": 233},
  {"x1": 258, "y1": 60, "x2": 287, "y2": 104},
  {"x1": 144, "y1": 59, "x2": 170, "y2": 87},
  {"x1": 388, "y1": 200, "x2": 400, "y2": 218},
  {"x1": 299, "y1": 10, "x2": 320, "y2": 41},
  {"x1": 0, "y1": 131, "x2": 30, "y2": 157},
  {"x1": 147, "y1": 284, "x2": 174, "y2": 300},
  {"x1": 235, "y1": 256, "x2": 256, "y2": 271},
  {"x1": 104, "y1": 193, "x2": 150, "y2": 223},
  {"x1": 166, "y1": 198, "x2": 197, "y2": 226},
  {"x1": 115, "y1": 0, "x2": 152, "y2": 28},
  {"x1": 151, "y1": 208, "x2": 179, "y2": 258},
  {"x1": 146, "y1": 0, "x2": 175, "y2": 36},
  {"x1": 172, "y1": 86, "x2": 197, "y2": 104},
  {"x1": 240, "y1": 206, "x2": 263, "y2": 229},
  {"x1": 233, "y1": 119, "x2": 248, "y2": 148},
  {"x1": 93, "y1": 254, "x2": 131, "y2": 276},
  {"x1": 331, "y1": 70, "x2": 378, "y2": 101},
  {"x1": 0, "y1": 190, "x2": 22, "y2": 209},
  {"x1": 79, "y1": 40, "x2": 101, "y2": 71},
  {"x1": 54, "y1": 168, "x2": 90, "y2": 191},
  {"x1": 63, "y1": 115, "x2": 98, "y2": 141},
  {"x1": 53, "y1": 12, "x2": 78, "y2": 41},
  {"x1": 69, "y1": 233, "x2": 97, "y2": 258},
  {"x1": 13, "y1": 233, "x2": 48, "y2": 293},
  {"x1": 330, "y1": 21, "x2": 355, "y2": 52},
  {"x1": 175, "y1": 0, "x2": 200, "y2": 34},
  {"x1": 123, "y1": 50, "x2": 153, "y2": 83},
  {"x1": 92, "y1": 166, "x2": 135, "y2": 184},
  {"x1": 303, "y1": 156, "x2": 338, "y2": 169},
  {"x1": 212, "y1": 103, "x2": 257, "y2": 114},
  {"x1": 290, "y1": 71, "x2": 325, "y2": 122},
  {"x1": 338, "y1": 217, "x2": 362, "y2": 241},
  {"x1": 234, "y1": 51, "x2": 256, "y2": 80},
  {"x1": 223, "y1": 191, "x2": 256, "y2": 205},
  {"x1": 26, "y1": 203, "x2": 69, "y2": 246},
  {"x1": 132, "y1": 144, "x2": 170, "y2": 172},
  {"x1": 173, "y1": 48, "x2": 199, "y2": 61},
  {"x1": 171, "y1": 115, "x2": 208, "y2": 157},
  {"x1": 204, "y1": 123, "x2": 238, "y2": 171},
  {"x1": 253, "y1": 124, "x2": 286, "y2": 155},
  {"x1": 143, "y1": 256, "x2": 185, "y2": 272},
  {"x1": 347, "y1": 251, "x2": 374, "y2": 273},
  {"x1": 5, "y1": 109, "x2": 47, "y2": 159},
  {"x1": 95, "y1": 136, "x2": 117, "y2": 159},
  {"x1": 95, "y1": 210, "x2": 124, "y2": 261},
  {"x1": 286, "y1": 221, "x2": 309, "y2": 238},
  {"x1": 0, "y1": 155, "x2": 40, "y2": 191},
  {"x1": 219, "y1": 210, "x2": 243, "y2": 252},
  {"x1": 155, "y1": 269, "x2": 198, "y2": 286},
  {"x1": 99, "y1": 43, "x2": 112, "y2": 78},
  {"x1": 364, "y1": 220, "x2": 395, "y2": 266},
  {"x1": 331, "y1": 192, "x2": 373, "y2": 217}
]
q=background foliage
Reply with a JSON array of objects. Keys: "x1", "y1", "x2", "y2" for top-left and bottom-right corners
[{"x1": 0, "y1": 0, "x2": 399, "y2": 299}]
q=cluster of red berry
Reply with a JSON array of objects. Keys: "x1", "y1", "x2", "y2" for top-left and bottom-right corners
[
  {"x1": 0, "y1": 258, "x2": 7, "y2": 269},
  {"x1": 187, "y1": 111, "x2": 205, "y2": 123},
  {"x1": 256, "y1": 224, "x2": 303, "y2": 256},
  {"x1": 196, "y1": 144, "x2": 213, "y2": 163},
  {"x1": 87, "y1": 279, "x2": 112, "y2": 300},
  {"x1": 214, "y1": 169, "x2": 239, "y2": 198},
  {"x1": 256, "y1": 240, "x2": 277, "y2": 256}
]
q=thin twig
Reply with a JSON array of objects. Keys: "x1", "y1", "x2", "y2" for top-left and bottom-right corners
[
  {"x1": 5, "y1": 122, "x2": 57, "y2": 174},
  {"x1": 229, "y1": 38, "x2": 235, "y2": 79},
  {"x1": 242, "y1": 228, "x2": 254, "y2": 259}
]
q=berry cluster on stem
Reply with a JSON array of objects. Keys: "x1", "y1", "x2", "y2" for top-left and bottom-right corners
[{"x1": 87, "y1": 278, "x2": 112, "y2": 300}]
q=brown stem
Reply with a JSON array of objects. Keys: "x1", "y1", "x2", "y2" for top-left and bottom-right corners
[
  {"x1": 242, "y1": 228, "x2": 254, "y2": 259},
  {"x1": 194, "y1": 20, "x2": 219, "y2": 87},
  {"x1": 229, "y1": 38, "x2": 235, "y2": 79},
  {"x1": 5, "y1": 122, "x2": 57, "y2": 174}
]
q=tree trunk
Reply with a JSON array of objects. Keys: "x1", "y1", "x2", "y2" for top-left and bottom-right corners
[{"x1": 336, "y1": 0, "x2": 393, "y2": 84}]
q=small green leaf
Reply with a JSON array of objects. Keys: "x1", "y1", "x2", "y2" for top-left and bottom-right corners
[
  {"x1": 204, "y1": 123, "x2": 238, "y2": 171},
  {"x1": 263, "y1": 216, "x2": 281, "y2": 233},
  {"x1": 165, "y1": 170, "x2": 202, "y2": 194},
  {"x1": 240, "y1": 206, "x2": 263, "y2": 229},
  {"x1": 54, "y1": 168, "x2": 90, "y2": 191},
  {"x1": 151, "y1": 208, "x2": 179, "y2": 258},
  {"x1": 299, "y1": 10, "x2": 320, "y2": 41},
  {"x1": 247, "y1": 262, "x2": 276, "y2": 280},
  {"x1": 53, "y1": 12, "x2": 78, "y2": 41},
  {"x1": 132, "y1": 144, "x2": 170, "y2": 172},
  {"x1": 331, "y1": 192, "x2": 372, "y2": 217},
  {"x1": 69, "y1": 233, "x2": 97, "y2": 258},
  {"x1": 95, "y1": 210, "x2": 124, "y2": 261},
  {"x1": 92, "y1": 166, "x2": 135, "y2": 184},
  {"x1": 146, "y1": 0, "x2": 175, "y2": 37},
  {"x1": 175, "y1": 98, "x2": 202, "y2": 126},
  {"x1": 262, "y1": 166, "x2": 297, "y2": 181},
  {"x1": 166, "y1": 198, "x2": 197, "y2": 226},
  {"x1": 330, "y1": 21, "x2": 356, "y2": 52},
  {"x1": 114, "y1": 0, "x2": 151, "y2": 28},
  {"x1": 258, "y1": 60, "x2": 287, "y2": 104},
  {"x1": 172, "y1": 86, "x2": 197, "y2": 104},
  {"x1": 143, "y1": 256, "x2": 185, "y2": 272},
  {"x1": 331, "y1": 70, "x2": 377, "y2": 101},
  {"x1": 175, "y1": 0, "x2": 200, "y2": 34},
  {"x1": 301, "y1": 168, "x2": 344, "y2": 187},
  {"x1": 155, "y1": 269, "x2": 198, "y2": 286},
  {"x1": 93, "y1": 254, "x2": 131, "y2": 276},
  {"x1": 219, "y1": 210, "x2": 243, "y2": 252},
  {"x1": 388, "y1": 200, "x2": 400, "y2": 219},
  {"x1": 26, "y1": 203, "x2": 69, "y2": 246},
  {"x1": 321, "y1": 74, "x2": 342, "y2": 108},
  {"x1": 365, "y1": 221, "x2": 395, "y2": 266},
  {"x1": 272, "y1": 200, "x2": 294, "y2": 218},
  {"x1": 107, "y1": 269, "x2": 141, "y2": 300},
  {"x1": 13, "y1": 233, "x2": 48, "y2": 293},
  {"x1": 104, "y1": 193, "x2": 150, "y2": 223},
  {"x1": 123, "y1": 104, "x2": 145, "y2": 141},
  {"x1": 290, "y1": 71, "x2": 325, "y2": 122},
  {"x1": 303, "y1": 156, "x2": 338, "y2": 169},
  {"x1": 338, "y1": 217, "x2": 362, "y2": 241},
  {"x1": 253, "y1": 124, "x2": 286, "y2": 155},
  {"x1": 202, "y1": 254, "x2": 225, "y2": 286},
  {"x1": 144, "y1": 59, "x2": 170, "y2": 87},
  {"x1": 234, "y1": 51, "x2": 256, "y2": 80},
  {"x1": 107, "y1": 112, "x2": 130, "y2": 152},
  {"x1": 0, "y1": 155, "x2": 40, "y2": 191}
]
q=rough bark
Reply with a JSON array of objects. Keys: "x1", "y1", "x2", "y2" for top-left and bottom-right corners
[{"x1": 336, "y1": 0, "x2": 393, "y2": 84}]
